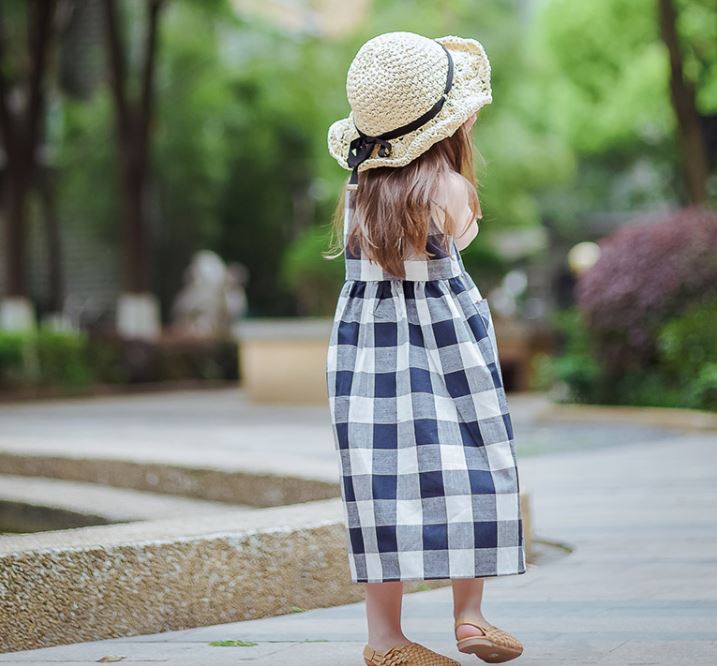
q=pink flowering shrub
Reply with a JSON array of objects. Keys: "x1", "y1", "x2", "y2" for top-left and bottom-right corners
[{"x1": 575, "y1": 205, "x2": 717, "y2": 376}]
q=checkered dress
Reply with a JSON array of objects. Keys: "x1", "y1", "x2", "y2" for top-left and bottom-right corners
[{"x1": 326, "y1": 190, "x2": 526, "y2": 583}]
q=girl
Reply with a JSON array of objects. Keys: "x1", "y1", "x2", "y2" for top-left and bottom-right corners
[{"x1": 325, "y1": 32, "x2": 526, "y2": 666}]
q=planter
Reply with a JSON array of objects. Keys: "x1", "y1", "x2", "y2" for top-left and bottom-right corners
[{"x1": 237, "y1": 317, "x2": 333, "y2": 404}]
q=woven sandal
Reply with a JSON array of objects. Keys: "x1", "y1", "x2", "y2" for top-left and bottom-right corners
[
  {"x1": 363, "y1": 640, "x2": 461, "y2": 665},
  {"x1": 454, "y1": 615, "x2": 523, "y2": 663}
]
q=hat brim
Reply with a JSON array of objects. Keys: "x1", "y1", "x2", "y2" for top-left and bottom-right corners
[{"x1": 327, "y1": 35, "x2": 492, "y2": 174}]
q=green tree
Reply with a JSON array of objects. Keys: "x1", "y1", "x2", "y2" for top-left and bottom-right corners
[
  {"x1": 533, "y1": 0, "x2": 716, "y2": 214},
  {"x1": 153, "y1": 1, "x2": 237, "y2": 316},
  {"x1": 215, "y1": 30, "x2": 334, "y2": 315},
  {"x1": 57, "y1": 0, "x2": 238, "y2": 320},
  {"x1": 0, "y1": 0, "x2": 58, "y2": 311}
]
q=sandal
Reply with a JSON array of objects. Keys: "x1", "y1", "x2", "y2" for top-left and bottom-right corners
[
  {"x1": 363, "y1": 640, "x2": 460, "y2": 665},
  {"x1": 454, "y1": 615, "x2": 523, "y2": 663}
]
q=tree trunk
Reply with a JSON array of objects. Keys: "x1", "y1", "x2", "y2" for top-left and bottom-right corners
[
  {"x1": 3, "y1": 173, "x2": 29, "y2": 296},
  {"x1": 37, "y1": 166, "x2": 64, "y2": 313},
  {"x1": 0, "y1": 0, "x2": 57, "y2": 299},
  {"x1": 124, "y1": 146, "x2": 150, "y2": 293},
  {"x1": 658, "y1": 0, "x2": 710, "y2": 204},
  {"x1": 102, "y1": 0, "x2": 162, "y2": 295},
  {"x1": 112, "y1": 116, "x2": 149, "y2": 293}
]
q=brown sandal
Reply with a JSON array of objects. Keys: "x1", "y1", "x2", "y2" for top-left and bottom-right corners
[
  {"x1": 363, "y1": 640, "x2": 460, "y2": 665},
  {"x1": 454, "y1": 615, "x2": 523, "y2": 663}
]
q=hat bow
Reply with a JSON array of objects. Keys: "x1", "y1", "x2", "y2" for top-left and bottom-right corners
[{"x1": 347, "y1": 132, "x2": 393, "y2": 170}]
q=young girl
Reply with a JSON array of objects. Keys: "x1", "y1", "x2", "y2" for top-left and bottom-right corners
[{"x1": 325, "y1": 32, "x2": 526, "y2": 666}]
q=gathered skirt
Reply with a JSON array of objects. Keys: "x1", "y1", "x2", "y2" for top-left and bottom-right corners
[{"x1": 325, "y1": 269, "x2": 526, "y2": 583}]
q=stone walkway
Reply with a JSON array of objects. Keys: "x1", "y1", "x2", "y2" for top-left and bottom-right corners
[
  {"x1": 1, "y1": 394, "x2": 715, "y2": 664},
  {"x1": 0, "y1": 389, "x2": 679, "y2": 482}
]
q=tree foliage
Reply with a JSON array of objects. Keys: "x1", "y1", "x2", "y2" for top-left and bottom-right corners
[
  {"x1": 534, "y1": 0, "x2": 717, "y2": 214},
  {"x1": 47, "y1": 0, "x2": 717, "y2": 320}
]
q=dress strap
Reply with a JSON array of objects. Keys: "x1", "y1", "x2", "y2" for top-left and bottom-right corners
[{"x1": 343, "y1": 188, "x2": 354, "y2": 247}]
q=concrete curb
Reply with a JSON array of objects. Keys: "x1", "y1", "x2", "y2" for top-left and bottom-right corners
[
  {"x1": 0, "y1": 495, "x2": 471, "y2": 654},
  {"x1": 539, "y1": 402, "x2": 717, "y2": 432},
  {"x1": 0, "y1": 453, "x2": 339, "y2": 507},
  {"x1": 0, "y1": 499, "x2": 361, "y2": 653}
]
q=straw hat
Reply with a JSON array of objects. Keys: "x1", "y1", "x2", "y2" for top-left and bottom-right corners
[{"x1": 327, "y1": 31, "x2": 492, "y2": 188}]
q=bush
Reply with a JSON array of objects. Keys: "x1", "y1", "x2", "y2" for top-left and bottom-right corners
[
  {"x1": 281, "y1": 224, "x2": 345, "y2": 316},
  {"x1": 0, "y1": 329, "x2": 94, "y2": 389},
  {"x1": 689, "y1": 364, "x2": 717, "y2": 412},
  {"x1": 657, "y1": 298, "x2": 717, "y2": 410},
  {"x1": 0, "y1": 333, "x2": 25, "y2": 384},
  {"x1": 88, "y1": 332, "x2": 239, "y2": 385},
  {"x1": 575, "y1": 205, "x2": 717, "y2": 376},
  {"x1": 547, "y1": 298, "x2": 717, "y2": 411},
  {"x1": 459, "y1": 241, "x2": 511, "y2": 295},
  {"x1": 546, "y1": 309, "x2": 603, "y2": 403},
  {"x1": 0, "y1": 329, "x2": 239, "y2": 393},
  {"x1": 604, "y1": 370, "x2": 686, "y2": 409},
  {"x1": 658, "y1": 298, "x2": 717, "y2": 380}
]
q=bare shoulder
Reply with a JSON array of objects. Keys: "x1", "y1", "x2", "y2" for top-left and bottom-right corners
[
  {"x1": 431, "y1": 170, "x2": 477, "y2": 238},
  {"x1": 429, "y1": 170, "x2": 480, "y2": 250},
  {"x1": 435, "y1": 169, "x2": 472, "y2": 207}
]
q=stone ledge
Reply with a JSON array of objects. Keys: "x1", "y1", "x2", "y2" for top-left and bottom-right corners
[
  {"x1": 0, "y1": 453, "x2": 339, "y2": 507},
  {"x1": 1, "y1": 492, "x2": 534, "y2": 654},
  {"x1": 0, "y1": 499, "x2": 358, "y2": 653},
  {"x1": 0, "y1": 497, "x2": 343, "y2": 555},
  {"x1": 0, "y1": 474, "x2": 250, "y2": 524}
]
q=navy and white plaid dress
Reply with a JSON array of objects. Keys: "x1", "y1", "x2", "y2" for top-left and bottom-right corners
[{"x1": 326, "y1": 190, "x2": 526, "y2": 583}]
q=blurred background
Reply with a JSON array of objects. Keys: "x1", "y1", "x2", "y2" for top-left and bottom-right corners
[{"x1": 0, "y1": 0, "x2": 715, "y2": 410}]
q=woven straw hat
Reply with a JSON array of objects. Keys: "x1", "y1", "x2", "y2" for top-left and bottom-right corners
[{"x1": 327, "y1": 31, "x2": 492, "y2": 188}]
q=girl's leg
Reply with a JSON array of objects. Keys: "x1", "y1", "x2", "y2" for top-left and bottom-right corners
[
  {"x1": 452, "y1": 578, "x2": 489, "y2": 640},
  {"x1": 365, "y1": 581, "x2": 412, "y2": 651}
]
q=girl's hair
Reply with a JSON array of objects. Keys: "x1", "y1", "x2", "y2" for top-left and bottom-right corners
[{"x1": 324, "y1": 120, "x2": 483, "y2": 278}]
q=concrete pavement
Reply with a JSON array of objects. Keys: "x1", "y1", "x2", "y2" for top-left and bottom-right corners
[
  {"x1": 0, "y1": 389, "x2": 678, "y2": 480},
  {"x1": 1, "y1": 414, "x2": 715, "y2": 664}
]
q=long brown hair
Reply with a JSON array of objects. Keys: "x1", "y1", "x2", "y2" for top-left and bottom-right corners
[{"x1": 324, "y1": 120, "x2": 482, "y2": 278}]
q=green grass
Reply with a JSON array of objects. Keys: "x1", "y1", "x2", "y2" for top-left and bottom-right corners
[{"x1": 208, "y1": 639, "x2": 258, "y2": 647}]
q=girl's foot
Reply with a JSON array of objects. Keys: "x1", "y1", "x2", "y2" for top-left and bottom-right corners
[
  {"x1": 366, "y1": 635, "x2": 412, "y2": 652},
  {"x1": 455, "y1": 613, "x2": 489, "y2": 641},
  {"x1": 454, "y1": 614, "x2": 523, "y2": 663},
  {"x1": 364, "y1": 641, "x2": 461, "y2": 666}
]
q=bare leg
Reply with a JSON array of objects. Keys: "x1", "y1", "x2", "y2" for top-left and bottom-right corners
[
  {"x1": 365, "y1": 581, "x2": 412, "y2": 652},
  {"x1": 452, "y1": 578, "x2": 489, "y2": 640}
]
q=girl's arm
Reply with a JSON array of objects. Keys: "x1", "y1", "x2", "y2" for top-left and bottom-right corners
[
  {"x1": 453, "y1": 208, "x2": 479, "y2": 251},
  {"x1": 432, "y1": 171, "x2": 481, "y2": 251}
]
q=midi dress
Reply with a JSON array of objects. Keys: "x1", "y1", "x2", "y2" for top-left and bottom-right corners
[{"x1": 325, "y1": 190, "x2": 526, "y2": 584}]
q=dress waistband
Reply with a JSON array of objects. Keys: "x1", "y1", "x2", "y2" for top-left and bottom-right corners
[{"x1": 344, "y1": 245, "x2": 465, "y2": 281}]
